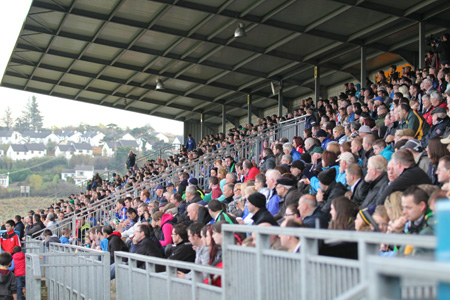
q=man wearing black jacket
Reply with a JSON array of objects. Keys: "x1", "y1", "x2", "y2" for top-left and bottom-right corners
[
  {"x1": 247, "y1": 192, "x2": 278, "y2": 226},
  {"x1": 377, "y1": 149, "x2": 431, "y2": 204},
  {"x1": 166, "y1": 224, "x2": 195, "y2": 274},
  {"x1": 130, "y1": 224, "x2": 164, "y2": 271}
]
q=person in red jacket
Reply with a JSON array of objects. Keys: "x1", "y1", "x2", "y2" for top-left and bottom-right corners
[
  {"x1": 243, "y1": 160, "x2": 260, "y2": 182},
  {"x1": 12, "y1": 246, "x2": 25, "y2": 300},
  {"x1": 0, "y1": 220, "x2": 21, "y2": 254}
]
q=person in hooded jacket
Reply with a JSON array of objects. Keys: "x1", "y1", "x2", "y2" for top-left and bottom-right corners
[{"x1": 12, "y1": 246, "x2": 25, "y2": 300}]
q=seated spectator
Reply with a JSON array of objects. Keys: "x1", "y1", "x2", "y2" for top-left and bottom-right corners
[
  {"x1": 283, "y1": 143, "x2": 301, "y2": 162},
  {"x1": 260, "y1": 148, "x2": 276, "y2": 171},
  {"x1": 392, "y1": 186, "x2": 434, "y2": 256},
  {"x1": 345, "y1": 164, "x2": 367, "y2": 206},
  {"x1": 361, "y1": 156, "x2": 389, "y2": 208},
  {"x1": 372, "y1": 139, "x2": 394, "y2": 162},
  {"x1": 355, "y1": 206, "x2": 378, "y2": 232},
  {"x1": 178, "y1": 222, "x2": 210, "y2": 280},
  {"x1": 402, "y1": 139, "x2": 430, "y2": 173},
  {"x1": 265, "y1": 170, "x2": 282, "y2": 216},
  {"x1": 246, "y1": 192, "x2": 278, "y2": 226},
  {"x1": 130, "y1": 223, "x2": 164, "y2": 270},
  {"x1": 316, "y1": 168, "x2": 347, "y2": 219},
  {"x1": 207, "y1": 200, "x2": 237, "y2": 224},
  {"x1": 377, "y1": 149, "x2": 431, "y2": 204},
  {"x1": 336, "y1": 152, "x2": 357, "y2": 185},
  {"x1": 426, "y1": 137, "x2": 450, "y2": 185},
  {"x1": 166, "y1": 224, "x2": 196, "y2": 274},
  {"x1": 25, "y1": 214, "x2": 45, "y2": 238},
  {"x1": 278, "y1": 218, "x2": 306, "y2": 253},
  {"x1": 436, "y1": 155, "x2": 450, "y2": 189},
  {"x1": 298, "y1": 194, "x2": 328, "y2": 229},
  {"x1": 398, "y1": 104, "x2": 429, "y2": 141},
  {"x1": 243, "y1": 160, "x2": 260, "y2": 182},
  {"x1": 329, "y1": 196, "x2": 358, "y2": 231},
  {"x1": 274, "y1": 178, "x2": 302, "y2": 220},
  {"x1": 422, "y1": 107, "x2": 450, "y2": 147}
]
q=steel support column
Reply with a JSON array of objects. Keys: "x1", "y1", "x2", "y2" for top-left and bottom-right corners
[
  {"x1": 278, "y1": 88, "x2": 283, "y2": 117},
  {"x1": 247, "y1": 94, "x2": 252, "y2": 125},
  {"x1": 314, "y1": 66, "x2": 320, "y2": 106},
  {"x1": 200, "y1": 113, "x2": 204, "y2": 138},
  {"x1": 361, "y1": 47, "x2": 367, "y2": 89},
  {"x1": 222, "y1": 104, "x2": 226, "y2": 133},
  {"x1": 419, "y1": 22, "x2": 426, "y2": 69}
]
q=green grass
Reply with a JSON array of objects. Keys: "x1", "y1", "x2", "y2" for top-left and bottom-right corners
[{"x1": 0, "y1": 197, "x2": 55, "y2": 223}]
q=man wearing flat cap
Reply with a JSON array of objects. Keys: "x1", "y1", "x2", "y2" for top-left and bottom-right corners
[
  {"x1": 247, "y1": 192, "x2": 278, "y2": 226},
  {"x1": 316, "y1": 168, "x2": 347, "y2": 220},
  {"x1": 274, "y1": 178, "x2": 302, "y2": 221}
]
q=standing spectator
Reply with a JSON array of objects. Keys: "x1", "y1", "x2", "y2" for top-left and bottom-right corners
[
  {"x1": 126, "y1": 150, "x2": 136, "y2": 169},
  {"x1": 432, "y1": 33, "x2": 450, "y2": 67},
  {"x1": 12, "y1": 246, "x2": 25, "y2": 300},
  {"x1": 0, "y1": 220, "x2": 21, "y2": 254},
  {"x1": 13, "y1": 216, "x2": 24, "y2": 241},
  {"x1": 0, "y1": 252, "x2": 17, "y2": 300},
  {"x1": 185, "y1": 134, "x2": 196, "y2": 151}
]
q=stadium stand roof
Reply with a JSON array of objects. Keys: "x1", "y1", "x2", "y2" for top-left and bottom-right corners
[{"x1": 1, "y1": 0, "x2": 449, "y2": 127}]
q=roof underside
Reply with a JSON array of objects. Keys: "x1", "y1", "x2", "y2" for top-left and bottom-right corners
[{"x1": 2, "y1": 0, "x2": 450, "y2": 126}]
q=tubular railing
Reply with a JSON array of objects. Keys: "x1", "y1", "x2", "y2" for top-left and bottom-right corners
[
  {"x1": 26, "y1": 243, "x2": 110, "y2": 300},
  {"x1": 114, "y1": 252, "x2": 223, "y2": 300},
  {"x1": 31, "y1": 116, "x2": 307, "y2": 241},
  {"x1": 221, "y1": 225, "x2": 436, "y2": 300},
  {"x1": 367, "y1": 256, "x2": 449, "y2": 300}
]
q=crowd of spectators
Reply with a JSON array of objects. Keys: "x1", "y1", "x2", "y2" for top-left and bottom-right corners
[{"x1": 2, "y1": 58, "x2": 450, "y2": 289}]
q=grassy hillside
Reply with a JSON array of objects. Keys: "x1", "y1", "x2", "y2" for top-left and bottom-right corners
[{"x1": 0, "y1": 197, "x2": 55, "y2": 223}]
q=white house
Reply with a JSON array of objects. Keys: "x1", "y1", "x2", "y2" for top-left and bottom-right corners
[
  {"x1": 102, "y1": 140, "x2": 139, "y2": 157},
  {"x1": 58, "y1": 131, "x2": 82, "y2": 143},
  {"x1": 0, "y1": 174, "x2": 8, "y2": 188},
  {"x1": 0, "y1": 131, "x2": 22, "y2": 144},
  {"x1": 120, "y1": 133, "x2": 136, "y2": 141},
  {"x1": 55, "y1": 144, "x2": 75, "y2": 160},
  {"x1": 80, "y1": 132, "x2": 105, "y2": 147},
  {"x1": 136, "y1": 137, "x2": 153, "y2": 152},
  {"x1": 21, "y1": 131, "x2": 59, "y2": 145},
  {"x1": 6, "y1": 143, "x2": 47, "y2": 160},
  {"x1": 155, "y1": 133, "x2": 169, "y2": 143},
  {"x1": 72, "y1": 142, "x2": 93, "y2": 156},
  {"x1": 61, "y1": 165, "x2": 95, "y2": 186}
]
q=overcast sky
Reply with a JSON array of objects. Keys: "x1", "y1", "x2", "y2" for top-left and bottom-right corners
[{"x1": 0, "y1": 1, "x2": 183, "y2": 135}]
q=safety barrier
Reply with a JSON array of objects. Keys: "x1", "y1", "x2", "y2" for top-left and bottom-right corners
[
  {"x1": 30, "y1": 116, "x2": 307, "y2": 242},
  {"x1": 114, "y1": 252, "x2": 223, "y2": 300},
  {"x1": 221, "y1": 225, "x2": 436, "y2": 300},
  {"x1": 26, "y1": 243, "x2": 110, "y2": 300}
]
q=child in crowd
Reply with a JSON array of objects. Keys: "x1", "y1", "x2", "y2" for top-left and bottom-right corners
[
  {"x1": 59, "y1": 228, "x2": 70, "y2": 244},
  {"x1": 96, "y1": 227, "x2": 108, "y2": 251},
  {"x1": 0, "y1": 220, "x2": 21, "y2": 254},
  {"x1": 12, "y1": 247, "x2": 25, "y2": 300},
  {"x1": 0, "y1": 252, "x2": 17, "y2": 300}
]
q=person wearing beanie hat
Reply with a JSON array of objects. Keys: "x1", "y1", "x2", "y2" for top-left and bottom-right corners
[
  {"x1": 316, "y1": 168, "x2": 347, "y2": 220},
  {"x1": 153, "y1": 184, "x2": 166, "y2": 203},
  {"x1": 274, "y1": 178, "x2": 302, "y2": 221},
  {"x1": 355, "y1": 206, "x2": 379, "y2": 232},
  {"x1": 291, "y1": 160, "x2": 305, "y2": 181},
  {"x1": 246, "y1": 192, "x2": 278, "y2": 226}
]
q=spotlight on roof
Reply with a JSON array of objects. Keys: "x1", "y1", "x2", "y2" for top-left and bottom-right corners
[
  {"x1": 156, "y1": 78, "x2": 165, "y2": 90},
  {"x1": 234, "y1": 23, "x2": 246, "y2": 38},
  {"x1": 271, "y1": 81, "x2": 282, "y2": 96}
]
